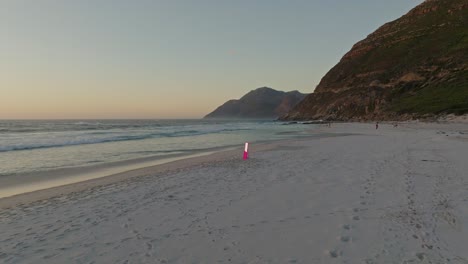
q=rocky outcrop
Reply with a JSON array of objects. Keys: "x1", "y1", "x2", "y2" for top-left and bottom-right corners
[
  {"x1": 282, "y1": 0, "x2": 468, "y2": 121},
  {"x1": 205, "y1": 87, "x2": 307, "y2": 119}
]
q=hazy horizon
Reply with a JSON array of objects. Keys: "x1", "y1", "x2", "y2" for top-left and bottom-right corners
[{"x1": 1, "y1": 0, "x2": 423, "y2": 119}]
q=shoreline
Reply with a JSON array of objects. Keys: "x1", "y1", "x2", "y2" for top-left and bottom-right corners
[
  {"x1": 0, "y1": 138, "x2": 293, "y2": 209},
  {"x1": 0, "y1": 127, "x2": 343, "y2": 208},
  {"x1": 0, "y1": 122, "x2": 464, "y2": 209},
  {"x1": 0, "y1": 145, "x2": 240, "y2": 198}
]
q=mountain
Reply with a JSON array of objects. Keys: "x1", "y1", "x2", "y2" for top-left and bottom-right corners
[
  {"x1": 282, "y1": 0, "x2": 468, "y2": 121},
  {"x1": 204, "y1": 87, "x2": 307, "y2": 119}
]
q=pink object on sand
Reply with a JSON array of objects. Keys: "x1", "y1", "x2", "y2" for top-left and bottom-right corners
[{"x1": 243, "y1": 142, "x2": 249, "y2": 160}]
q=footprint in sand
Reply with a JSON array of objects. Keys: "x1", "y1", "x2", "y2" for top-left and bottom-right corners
[
  {"x1": 339, "y1": 236, "x2": 351, "y2": 242},
  {"x1": 146, "y1": 242, "x2": 153, "y2": 250},
  {"x1": 328, "y1": 249, "x2": 342, "y2": 258},
  {"x1": 121, "y1": 237, "x2": 132, "y2": 243},
  {"x1": 415, "y1": 252, "x2": 426, "y2": 261},
  {"x1": 363, "y1": 258, "x2": 377, "y2": 264}
]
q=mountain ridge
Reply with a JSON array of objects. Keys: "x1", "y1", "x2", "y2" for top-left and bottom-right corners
[{"x1": 204, "y1": 87, "x2": 307, "y2": 119}]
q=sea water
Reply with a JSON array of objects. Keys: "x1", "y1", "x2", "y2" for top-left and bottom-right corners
[{"x1": 0, "y1": 119, "x2": 311, "y2": 179}]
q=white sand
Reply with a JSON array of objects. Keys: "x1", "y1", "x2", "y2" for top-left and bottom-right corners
[{"x1": 1, "y1": 122, "x2": 467, "y2": 263}]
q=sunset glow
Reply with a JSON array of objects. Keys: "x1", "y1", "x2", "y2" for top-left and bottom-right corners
[{"x1": 0, "y1": 0, "x2": 423, "y2": 119}]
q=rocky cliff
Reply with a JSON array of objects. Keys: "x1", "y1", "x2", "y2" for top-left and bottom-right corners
[
  {"x1": 205, "y1": 87, "x2": 307, "y2": 119},
  {"x1": 283, "y1": 0, "x2": 468, "y2": 121}
]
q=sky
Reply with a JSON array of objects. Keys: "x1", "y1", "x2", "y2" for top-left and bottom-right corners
[{"x1": 1, "y1": 0, "x2": 424, "y2": 119}]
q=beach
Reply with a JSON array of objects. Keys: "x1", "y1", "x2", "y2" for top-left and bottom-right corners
[{"x1": 1, "y1": 122, "x2": 468, "y2": 263}]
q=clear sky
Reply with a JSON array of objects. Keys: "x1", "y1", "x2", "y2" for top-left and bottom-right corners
[{"x1": 1, "y1": 0, "x2": 423, "y2": 119}]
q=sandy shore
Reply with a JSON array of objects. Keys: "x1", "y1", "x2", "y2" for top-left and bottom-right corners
[{"x1": 1, "y1": 122, "x2": 467, "y2": 263}]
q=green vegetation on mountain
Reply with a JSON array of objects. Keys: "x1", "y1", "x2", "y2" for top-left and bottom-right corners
[{"x1": 390, "y1": 70, "x2": 468, "y2": 115}]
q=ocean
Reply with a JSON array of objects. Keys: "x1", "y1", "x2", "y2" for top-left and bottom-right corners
[{"x1": 0, "y1": 119, "x2": 311, "y2": 179}]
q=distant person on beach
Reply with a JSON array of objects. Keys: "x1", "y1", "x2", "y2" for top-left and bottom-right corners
[{"x1": 376, "y1": 122, "x2": 379, "y2": 129}]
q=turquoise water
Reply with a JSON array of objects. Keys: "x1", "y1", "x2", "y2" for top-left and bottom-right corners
[{"x1": 0, "y1": 120, "x2": 312, "y2": 177}]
